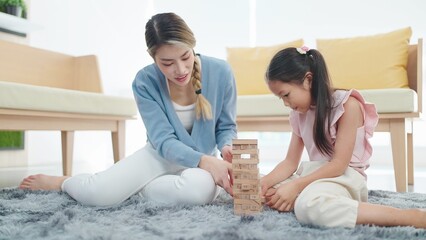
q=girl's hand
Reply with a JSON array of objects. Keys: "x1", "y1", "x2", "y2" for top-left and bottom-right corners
[
  {"x1": 221, "y1": 145, "x2": 233, "y2": 163},
  {"x1": 199, "y1": 155, "x2": 233, "y2": 196},
  {"x1": 266, "y1": 181, "x2": 300, "y2": 212},
  {"x1": 263, "y1": 187, "x2": 276, "y2": 204}
]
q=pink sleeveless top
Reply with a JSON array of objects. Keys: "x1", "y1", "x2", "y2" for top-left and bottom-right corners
[{"x1": 289, "y1": 89, "x2": 378, "y2": 178}]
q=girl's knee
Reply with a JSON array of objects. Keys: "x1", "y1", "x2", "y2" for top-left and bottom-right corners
[
  {"x1": 294, "y1": 191, "x2": 324, "y2": 226},
  {"x1": 294, "y1": 191, "x2": 357, "y2": 228}
]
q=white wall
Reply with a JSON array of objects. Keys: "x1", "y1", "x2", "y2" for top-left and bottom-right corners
[{"x1": 2, "y1": 0, "x2": 425, "y2": 184}]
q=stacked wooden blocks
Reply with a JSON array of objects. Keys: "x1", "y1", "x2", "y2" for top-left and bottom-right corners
[{"x1": 232, "y1": 139, "x2": 263, "y2": 215}]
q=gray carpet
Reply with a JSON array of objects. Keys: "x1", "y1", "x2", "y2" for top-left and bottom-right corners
[{"x1": 0, "y1": 188, "x2": 425, "y2": 240}]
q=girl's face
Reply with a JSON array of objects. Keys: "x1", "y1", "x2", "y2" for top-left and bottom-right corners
[
  {"x1": 267, "y1": 76, "x2": 312, "y2": 114},
  {"x1": 154, "y1": 44, "x2": 195, "y2": 87}
]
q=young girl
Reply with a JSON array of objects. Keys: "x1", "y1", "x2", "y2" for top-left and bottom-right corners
[
  {"x1": 19, "y1": 12, "x2": 237, "y2": 207},
  {"x1": 261, "y1": 46, "x2": 426, "y2": 228}
]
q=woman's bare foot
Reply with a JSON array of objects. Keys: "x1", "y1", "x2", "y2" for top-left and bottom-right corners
[{"x1": 19, "y1": 174, "x2": 69, "y2": 191}]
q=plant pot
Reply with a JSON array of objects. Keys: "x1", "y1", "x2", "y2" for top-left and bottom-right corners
[{"x1": 5, "y1": 5, "x2": 22, "y2": 18}]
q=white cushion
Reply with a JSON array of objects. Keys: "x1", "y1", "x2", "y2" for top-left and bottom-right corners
[
  {"x1": 237, "y1": 94, "x2": 291, "y2": 117},
  {"x1": 0, "y1": 81, "x2": 137, "y2": 117},
  {"x1": 237, "y1": 88, "x2": 417, "y2": 116}
]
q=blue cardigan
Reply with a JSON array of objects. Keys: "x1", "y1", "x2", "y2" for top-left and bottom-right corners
[{"x1": 132, "y1": 54, "x2": 238, "y2": 168}]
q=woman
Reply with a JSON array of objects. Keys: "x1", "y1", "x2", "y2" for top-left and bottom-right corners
[{"x1": 19, "y1": 12, "x2": 237, "y2": 207}]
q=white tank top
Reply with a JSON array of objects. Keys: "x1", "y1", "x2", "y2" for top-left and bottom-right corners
[{"x1": 172, "y1": 101, "x2": 196, "y2": 133}]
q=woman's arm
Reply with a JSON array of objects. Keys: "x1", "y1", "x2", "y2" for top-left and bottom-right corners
[
  {"x1": 215, "y1": 61, "x2": 238, "y2": 152},
  {"x1": 199, "y1": 154, "x2": 233, "y2": 195}
]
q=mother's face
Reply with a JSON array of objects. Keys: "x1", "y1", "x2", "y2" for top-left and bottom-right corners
[{"x1": 154, "y1": 44, "x2": 195, "y2": 88}]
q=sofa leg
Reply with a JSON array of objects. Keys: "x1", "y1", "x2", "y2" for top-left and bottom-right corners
[
  {"x1": 390, "y1": 119, "x2": 408, "y2": 192},
  {"x1": 112, "y1": 120, "x2": 125, "y2": 163},
  {"x1": 61, "y1": 131, "x2": 74, "y2": 176},
  {"x1": 407, "y1": 132, "x2": 414, "y2": 185}
]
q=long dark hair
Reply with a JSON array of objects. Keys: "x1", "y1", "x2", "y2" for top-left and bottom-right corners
[
  {"x1": 145, "y1": 12, "x2": 212, "y2": 120},
  {"x1": 266, "y1": 47, "x2": 334, "y2": 156}
]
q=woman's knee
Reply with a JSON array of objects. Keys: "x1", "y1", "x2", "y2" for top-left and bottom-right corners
[
  {"x1": 180, "y1": 168, "x2": 217, "y2": 204},
  {"x1": 142, "y1": 168, "x2": 218, "y2": 205}
]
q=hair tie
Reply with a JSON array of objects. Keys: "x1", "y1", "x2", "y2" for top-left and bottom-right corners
[
  {"x1": 195, "y1": 89, "x2": 202, "y2": 95},
  {"x1": 296, "y1": 46, "x2": 310, "y2": 55}
]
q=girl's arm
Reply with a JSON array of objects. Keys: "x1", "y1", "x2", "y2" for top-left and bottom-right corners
[
  {"x1": 261, "y1": 132, "x2": 304, "y2": 192},
  {"x1": 291, "y1": 96, "x2": 364, "y2": 193}
]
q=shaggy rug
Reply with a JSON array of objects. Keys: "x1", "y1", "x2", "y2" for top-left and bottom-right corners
[{"x1": 0, "y1": 188, "x2": 425, "y2": 240}]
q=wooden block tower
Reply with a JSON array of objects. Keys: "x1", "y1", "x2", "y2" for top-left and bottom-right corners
[{"x1": 232, "y1": 139, "x2": 262, "y2": 215}]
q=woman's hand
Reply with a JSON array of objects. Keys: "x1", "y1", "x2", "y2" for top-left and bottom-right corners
[
  {"x1": 221, "y1": 145, "x2": 233, "y2": 163},
  {"x1": 260, "y1": 175, "x2": 271, "y2": 197},
  {"x1": 260, "y1": 175, "x2": 274, "y2": 204},
  {"x1": 265, "y1": 181, "x2": 300, "y2": 212},
  {"x1": 199, "y1": 155, "x2": 233, "y2": 196}
]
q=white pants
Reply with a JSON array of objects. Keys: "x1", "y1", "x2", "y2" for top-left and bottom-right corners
[
  {"x1": 61, "y1": 144, "x2": 220, "y2": 207},
  {"x1": 275, "y1": 161, "x2": 368, "y2": 228}
]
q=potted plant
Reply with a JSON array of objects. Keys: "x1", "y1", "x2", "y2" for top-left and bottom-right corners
[
  {"x1": 0, "y1": 1, "x2": 5, "y2": 13},
  {"x1": 0, "y1": 0, "x2": 27, "y2": 18}
]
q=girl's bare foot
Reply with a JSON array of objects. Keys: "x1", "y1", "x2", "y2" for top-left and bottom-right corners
[{"x1": 19, "y1": 174, "x2": 69, "y2": 191}]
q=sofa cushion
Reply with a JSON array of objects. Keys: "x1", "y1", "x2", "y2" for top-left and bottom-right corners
[
  {"x1": 316, "y1": 27, "x2": 412, "y2": 90},
  {"x1": 0, "y1": 81, "x2": 137, "y2": 117},
  {"x1": 237, "y1": 89, "x2": 417, "y2": 116},
  {"x1": 227, "y1": 39, "x2": 304, "y2": 95}
]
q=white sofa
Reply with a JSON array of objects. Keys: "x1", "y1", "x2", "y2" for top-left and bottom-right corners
[{"x1": 0, "y1": 39, "x2": 137, "y2": 176}]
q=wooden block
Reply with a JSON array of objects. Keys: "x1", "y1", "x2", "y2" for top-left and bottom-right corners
[
  {"x1": 249, "y1": 194, "x2": 260, "y2": 200},
  {"x1": 234, "y1": 188, "x2": 258, "y2": 195},
  {"x1": 232, "y1": 164, "x2": 259, "y2": 172},
  {"x1": 234, "y1": 203, "x2": 263, "y2": 215},
  {"x1": 232, "y1": 139, "x2": 258, "y2": 145},
  {"x1": 232, "y1": 148, "x2": 258, "y2": 155},
  {"x1": 233, "y1": 158, "x2": 259, "y2": 164},
  {"x1": 234, "y1": 179, "x2": 259, "y2": 185},
  {"x1": 234, "y1": 193, "x2": 251, "y2": 199},
  {"x1": 234, "y1": 198, "x2": 262, "y2": 206},
  {"x1": 234, "y1": 172, "x2": 258, "y2": 180}
]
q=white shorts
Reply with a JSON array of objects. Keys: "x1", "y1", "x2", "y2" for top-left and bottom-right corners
[{"x1": 275, "y1": 161, "x2": 368, "y2": 228}]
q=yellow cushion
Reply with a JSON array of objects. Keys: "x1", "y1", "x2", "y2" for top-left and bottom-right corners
[
  {"x1": 316, "y1": 27, "x2": 412, "y2": 90},
  {"x1": 227, "y1": 39, "x2": 304, "y2": 95}
]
